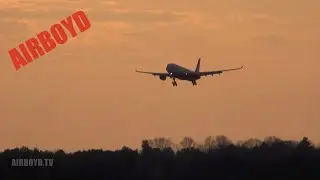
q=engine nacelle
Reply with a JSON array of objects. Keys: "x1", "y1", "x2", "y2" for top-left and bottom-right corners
[{"x1": 159, "y1": 75, "x2": 167, "y2": 81}]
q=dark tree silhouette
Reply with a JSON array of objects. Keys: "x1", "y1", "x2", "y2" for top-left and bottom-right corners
[
  {"x1": 147, "y1": 137, "x2": 173, "y2": 150},
  {"x1": 203, "y1": 136, "x2": 216, "y2": 150},
  {"x1": 242, "y1": 138, "x2": 262, "y2": 148},
  {"x1": 179, "y1": 136, "x2": 196, "y2": 149},
  {"x1": 1, "y1": 136, "x2": 320, "y2": 180},
  {"x1": 215, "y1": 135, "x2": 233, "y2": 148}
]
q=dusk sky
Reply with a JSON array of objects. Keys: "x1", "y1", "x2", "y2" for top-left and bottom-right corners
[{"x1": 0, "y1": 0, "x2": 319, "y2": 151}]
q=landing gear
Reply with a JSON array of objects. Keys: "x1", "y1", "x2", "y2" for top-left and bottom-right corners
[
  {"x1": 172, "y1": 78, "x2": 177, "y2": 86},
  {"x1": 172, "y1": 81, "x2": 177, "y2": 86},
  {"x1": 192, "y1": 81, "x2": 197, "y2": 86}
]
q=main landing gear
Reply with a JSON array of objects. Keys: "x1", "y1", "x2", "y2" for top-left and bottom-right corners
[
  {"x1": 192, "y1": 81, "x2": 197, "y2": 86},
  {"x1": 172, "y1": 78, "x2": 177, "y2": 86},
  {"x1": 172, "y1": 81, "x2": 177, "y2": 86}
]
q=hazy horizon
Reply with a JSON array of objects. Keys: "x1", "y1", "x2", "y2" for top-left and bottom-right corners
[{"x1": 1, "y1": 0, "x2": 319, "y2": 152}]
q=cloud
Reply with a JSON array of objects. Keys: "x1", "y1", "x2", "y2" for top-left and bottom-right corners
[
  {"x1": 228, "y1": 13, "x2": 285, "y2": 25},
  {"x1": 229, "y1": 14, "x2": 245, "y2": 24},
  {"x1": 0, "y1": 1, "x2": 187, "y2": 24},
  {"x1": 0, "y1": 0, "x2": 196, "y2": 47},
  {"x1": 0, "y1": 18, "x2": 33, "y2": 42},
  {"x1": 88, "y1": 9, "x2": 188, "y2": 24},
  {"x1": 1, "y1": 0, "x2": 316, "y2": 51},
  {"x1": 102, "y1": 1, "x2": 120, "y2": 6},
  {"x1": 251, "y1": 34, "x2": 290, "y2": 47},
  {"x1": 251, "y1": 14, "x2": 285, "y2": 25}
]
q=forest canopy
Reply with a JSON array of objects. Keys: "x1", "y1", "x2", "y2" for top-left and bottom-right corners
[{"x1": 1, "y1": 136, "x2": 319, "y2": 180}]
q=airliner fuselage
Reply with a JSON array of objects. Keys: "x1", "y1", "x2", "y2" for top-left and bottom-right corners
[{"x1": 166, "y1": 63, "x2": 201, "y2": 81}]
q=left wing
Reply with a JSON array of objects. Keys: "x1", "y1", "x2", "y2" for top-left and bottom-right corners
[
  {"x1": 135, "y1": 69, "x2": 170, "y2": 77},
  {"x1": 199, "y1": 66, "x2": 244, "y2": 76}
]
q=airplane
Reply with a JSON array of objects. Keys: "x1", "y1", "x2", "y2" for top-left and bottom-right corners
[{"x1": 135, "y1": 58, "x2": 244, "y2": 86}]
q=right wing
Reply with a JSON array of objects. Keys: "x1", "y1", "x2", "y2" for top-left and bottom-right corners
[{"x1": 135, "y1": 69, "x2": 170, "y2": 77}]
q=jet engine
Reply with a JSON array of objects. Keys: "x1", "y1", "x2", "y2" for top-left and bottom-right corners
[{"x1": 159, "y1": 75, "x2": 167, "y2": 81}]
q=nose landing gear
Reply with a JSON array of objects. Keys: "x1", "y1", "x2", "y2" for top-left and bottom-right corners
[{"x1": 192, "y1": 81, "x2": 197, "y2": 86}]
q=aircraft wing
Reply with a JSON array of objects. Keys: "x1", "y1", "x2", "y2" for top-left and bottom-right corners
[
  {"x1": 135, "y1": 70, "x2": 170, "y2": 77},
  {"x1": 199, "y1": 66, "x2": 244, "y2": 76}
]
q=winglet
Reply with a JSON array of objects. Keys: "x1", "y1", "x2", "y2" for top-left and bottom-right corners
[{"x1": 135, "y1": 69, "x2": 144, "y2": 73}]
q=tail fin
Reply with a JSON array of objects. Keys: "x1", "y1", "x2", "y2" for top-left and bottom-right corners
[{"x1": 195, "y1": 57, "x2": 201, "y2": 73}]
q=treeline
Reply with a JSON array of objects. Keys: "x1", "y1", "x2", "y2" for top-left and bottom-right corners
[{"x1": 1, "y1": 136, "x2": 320, "y2": 180}]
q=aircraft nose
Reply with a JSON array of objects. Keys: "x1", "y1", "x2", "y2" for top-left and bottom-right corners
[{"x1": 166, "y1": 64, "x2": 171, "y2": 71}]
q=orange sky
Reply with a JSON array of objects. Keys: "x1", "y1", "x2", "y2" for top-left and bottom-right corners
[{"x1": 0, "y1": 0, "x2": 319, "y2": 151}]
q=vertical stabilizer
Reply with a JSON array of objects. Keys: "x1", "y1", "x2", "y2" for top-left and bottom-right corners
[{"x1": 195, "y1": 58, "x2": 201, "y2": 73}]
